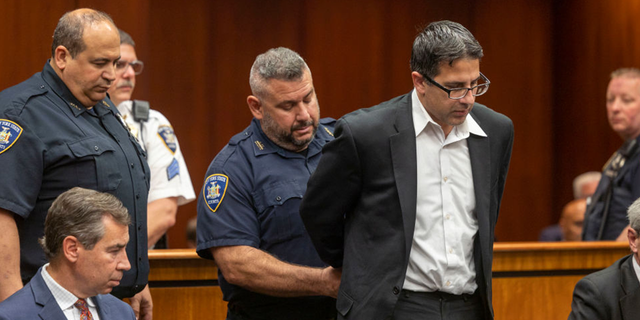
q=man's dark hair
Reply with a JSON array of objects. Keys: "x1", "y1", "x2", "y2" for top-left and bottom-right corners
[{"x1": 411, "y1": 20, "x2": 483, "y2": 78}]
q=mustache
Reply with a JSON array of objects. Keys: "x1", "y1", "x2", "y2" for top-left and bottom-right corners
[
  {"x1": 292, "y1": 120, "x2": 314, "y2": 130},
  {"x1": 116, "y1": 80, "x2": 134, "y2": 88}
]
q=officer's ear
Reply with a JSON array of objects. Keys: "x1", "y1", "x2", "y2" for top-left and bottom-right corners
[
  {"x1": 247, "y1": 95, "x2": 263, "y2": 120},
  {"x1": 53, "y1": 46, "x2": 71, "y2": 71}
]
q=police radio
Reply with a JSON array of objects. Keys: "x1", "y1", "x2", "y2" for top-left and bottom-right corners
[{"x1": 132, "y1": 100, "x2": 150, "y2": 122}]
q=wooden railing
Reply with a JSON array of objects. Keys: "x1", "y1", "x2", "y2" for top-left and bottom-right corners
[{"x1": 148, "y1": 242, "x2": 630, "y2": 320}]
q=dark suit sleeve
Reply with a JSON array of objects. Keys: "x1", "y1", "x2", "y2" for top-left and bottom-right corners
[
  {"x1": 300, "y1": 118, "x2": 362, "y2": 267},
  {"x1": 568, "y1": 277, "x2": 607, "y2": 320}
]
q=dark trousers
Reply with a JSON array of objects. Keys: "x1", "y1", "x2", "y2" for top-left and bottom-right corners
[{"x1": 390, "y1": 290, "x2": 485, "y2": 320}]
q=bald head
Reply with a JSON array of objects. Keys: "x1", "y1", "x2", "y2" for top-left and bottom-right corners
[
  {"x1": 51, "y1": 9, "x2": 116, "y2": 59},
  {"x1": 559, "y1": 199, "x2": 586, "y2": 241}
]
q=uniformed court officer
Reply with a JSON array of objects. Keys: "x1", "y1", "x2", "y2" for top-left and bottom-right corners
[
  {"x1": 0, "y1": 8, "x2": 152, "y2": 319},
  {"x1": 196, "y1": 47, "x2": 341, "y2": 320},
  {"x1": 107, "y1": 29, "x2": 196, "y2": 249}
]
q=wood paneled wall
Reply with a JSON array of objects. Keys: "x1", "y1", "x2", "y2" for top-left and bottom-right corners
[{"x1": 1, "y1": 0, "x2": 637, "y2": 244}]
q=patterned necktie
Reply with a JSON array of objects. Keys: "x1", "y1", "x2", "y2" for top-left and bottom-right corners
[{"x1": 74, "y1": 298, "x2": 94, "y2": 320}]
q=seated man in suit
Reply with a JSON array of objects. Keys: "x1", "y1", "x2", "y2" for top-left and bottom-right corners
[
  {"x1": 568, "y1": 196, "x2": 640, "y2": 319},
  {"x1": 0, "y1": 187, "x2": 136, "y2": 319}
]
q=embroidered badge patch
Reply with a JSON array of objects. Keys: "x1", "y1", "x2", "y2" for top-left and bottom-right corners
[
  {"x1": 167, "y1": 158, "x2": 180, "y2": 181},
  {"x1": 204, "y1": 174, "x2": 229, "y2": 212},
  {"x1": 158, "y1": 125, "x2": 177, "y2": 154},
  {"x1": 0, "y1": 120, "x2": 23, "y2": 155}
]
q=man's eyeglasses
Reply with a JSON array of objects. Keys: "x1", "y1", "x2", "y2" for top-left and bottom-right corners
[
  {"x1": 115, "y1": 60, "x2": 144, "y2": 75},
  {"x1": 422, "y1": 72, "x2": 490, "y2": 100}
]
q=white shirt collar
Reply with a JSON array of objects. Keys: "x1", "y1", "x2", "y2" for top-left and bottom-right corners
[
  {"x1": 411, "y1": 89, "x2": 486, "y2": 138},
  {"x1": 41, "y1": 264, "x2": 97, "y2": 310}
]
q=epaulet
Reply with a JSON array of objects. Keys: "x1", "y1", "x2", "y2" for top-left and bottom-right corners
[{"x1": 228, "y1": 129, "x2": 253, "y2": 146}]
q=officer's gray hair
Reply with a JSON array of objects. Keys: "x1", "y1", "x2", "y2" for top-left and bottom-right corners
[
  {"x1": 411, "y1": 20, "x2": 483, "y2": 79},
  {"x1": 51, "y1": 9, "x2": 115, "y2": 58},
  {"x1": 628, "y1": 197, "x2": 640, "y2": 234},
  {"x1": 118, "y1": 29, "x2": 136, "y2": 47},
  {"x1": 249, "y1": 47, "x2": 310, "y2": 99},
  {"x1": 39, "y1": 187, "x2": 130, "y2": 260}
]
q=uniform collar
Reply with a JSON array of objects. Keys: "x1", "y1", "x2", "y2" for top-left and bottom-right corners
[
  {"x1": 41, "y1": 60, "x2": 114, "y2": 117},
  {"x1": 250, "y1": 118, "x2": 329, "y2": 158}
]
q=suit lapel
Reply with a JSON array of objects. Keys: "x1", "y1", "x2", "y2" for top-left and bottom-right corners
[
  {"x1": 94, "y1": 295, "x2": 111, "y2": 319},
  {"x1": 29, "y1": 270, "x2": 68, "y2": 320},
  {"x1": 467, "y1": 113, "x2": 491, "y2": 275},
  {"x1": 389, "y1": 94, "x2": 418, "y2": 260},
  {"x1": 620, "y1": 256, "x2": 640, "y2": 319}
]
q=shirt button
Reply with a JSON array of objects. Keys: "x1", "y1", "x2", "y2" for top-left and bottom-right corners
[
  {"x1": 276, "y1": 196, "x2": 282, "y2": 202},
  {"x1": 446, "y1": 280, "x2": 451, "y2": 286},
  {"x1": 136, "y1": 194, "x2": 140, "y2": 199},
  {"x1": 94, "y1": 146, "x2": 99, "y2": 151},
  {"x1": 443, "y1": 177, "x2": 448, "y2": 182},
  {"x1": 392, "y1": 286, "x2": 400, "y2": 295},
  {"x1": 130, "y1": 163, "x2": 135, "y2": 168},
  {"x1": 138, "y1": 226, "x2": 142, "y2": 231},
  {"x1": 446, "y1": 214, "x2": 451, "y2": 220},
  {"x1": 449, "y1": 248, "x2": 453, "y2": 254}
]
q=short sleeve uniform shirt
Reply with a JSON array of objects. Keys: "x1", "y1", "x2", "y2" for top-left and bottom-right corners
[
  {"x1": 0, "y1": 62, "x2": 150, "y2": 298},
  {"x1": 196, "y1": 118, "x2": 336, "y2": 320}
]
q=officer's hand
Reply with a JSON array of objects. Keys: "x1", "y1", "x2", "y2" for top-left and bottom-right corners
[
  {"x1": 321, "y1": 266, "x2": 342, "y2": 298},
  {"x1": 130, "y1": 285, "x2": 153, "y2": 320}
]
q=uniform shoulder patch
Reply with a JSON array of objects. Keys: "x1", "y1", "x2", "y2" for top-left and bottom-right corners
[
  {"x1": 203, "y1": 174, "x2": 229, "y2": 212},
  {"x1": 157, "y1": 125, "x2": 177, "y2": 154},
  {"x1": 0, "y1": 119, "x2": 23, "y2": 155}
]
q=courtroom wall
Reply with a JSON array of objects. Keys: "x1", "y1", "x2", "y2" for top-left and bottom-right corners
[{"x1": 0, "y1": 0, "x2": 634, "y2": 243}]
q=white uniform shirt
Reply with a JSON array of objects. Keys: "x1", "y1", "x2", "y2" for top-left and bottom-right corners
[
  {"x1": 402, "y1": 89, "x2": 486, "y2": 295},
  {"x1": 117, "y1": 101, "x2": 195, "y2": 205},
  {"x1": 41, "y1": 264, "x2": 101, "y2": 320}
]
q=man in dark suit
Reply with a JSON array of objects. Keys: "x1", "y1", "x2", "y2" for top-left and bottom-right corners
[
  {"x1": 0, "y1": 187, "x2": 136, "y2": 319},
  {"x1": 569, "y1": 196, "x2": 640, "y2": 319},
  {"x1": 300, "y1": 20, "x2": 513, "y2": 320}
]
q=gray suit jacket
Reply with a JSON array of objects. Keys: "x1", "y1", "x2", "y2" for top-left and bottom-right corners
[
  {"x1": 0, "y1": 267, "x2": 136, "y2": 320},
  {"x1": 568, "y1": 254, "x2": 640, "y2": 320},
  {"x1": 300, "y1": 93, "x2": 514, "y2": 320}
]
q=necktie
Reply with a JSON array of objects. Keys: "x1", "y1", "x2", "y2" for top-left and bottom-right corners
[{"x1": 74, "y1": 298, "x2": 94, "y2": 320}]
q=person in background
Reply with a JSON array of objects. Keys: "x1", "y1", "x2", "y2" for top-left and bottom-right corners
[
  {"x1": 539, "y1": 172, "x2": 598, "y2": 241},
  {"x1": 107, "y1": 29, "x2": 196, "y2": 249},
  {"x1": 0, "y1": 188, "x2": 137, "y2": 320},
  {"x1": 583, "y1": 68, "x2": 640, "y2": 241},
  {"x1": 540, "y1": 199, "x2": 587, "y2": 241}
]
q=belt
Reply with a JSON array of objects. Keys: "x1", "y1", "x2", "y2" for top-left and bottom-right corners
[{"x1": 401, "y1": 289, "x2": 478, "y2": 302}]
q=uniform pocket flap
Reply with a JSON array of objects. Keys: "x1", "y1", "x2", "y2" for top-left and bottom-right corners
[{"x1": 67, "y1": 136, "x2": 115, "y2": 158}]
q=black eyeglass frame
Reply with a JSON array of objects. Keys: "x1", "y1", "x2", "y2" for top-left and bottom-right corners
[{"x1": 422, "y1": 72, "x2": 490, "y2": 100}]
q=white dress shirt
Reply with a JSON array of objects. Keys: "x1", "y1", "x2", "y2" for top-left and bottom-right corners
[
  {"x1": 41, "y1": 264, "x2": 101, "y2": 320},
  {"x1": 402, "y1": 89, "x2": 486, "y2": 295}
]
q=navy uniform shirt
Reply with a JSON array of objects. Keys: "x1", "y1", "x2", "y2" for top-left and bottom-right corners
[
  {"x1": 0, "y1": 62, "x2": 150, "y2": 298},
  {"x1": 196, "y1": 118, "x2": 336, "y2": 320},
  {"x1": 583, "y1": 135, "x2": 640, "y2": 240}
]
